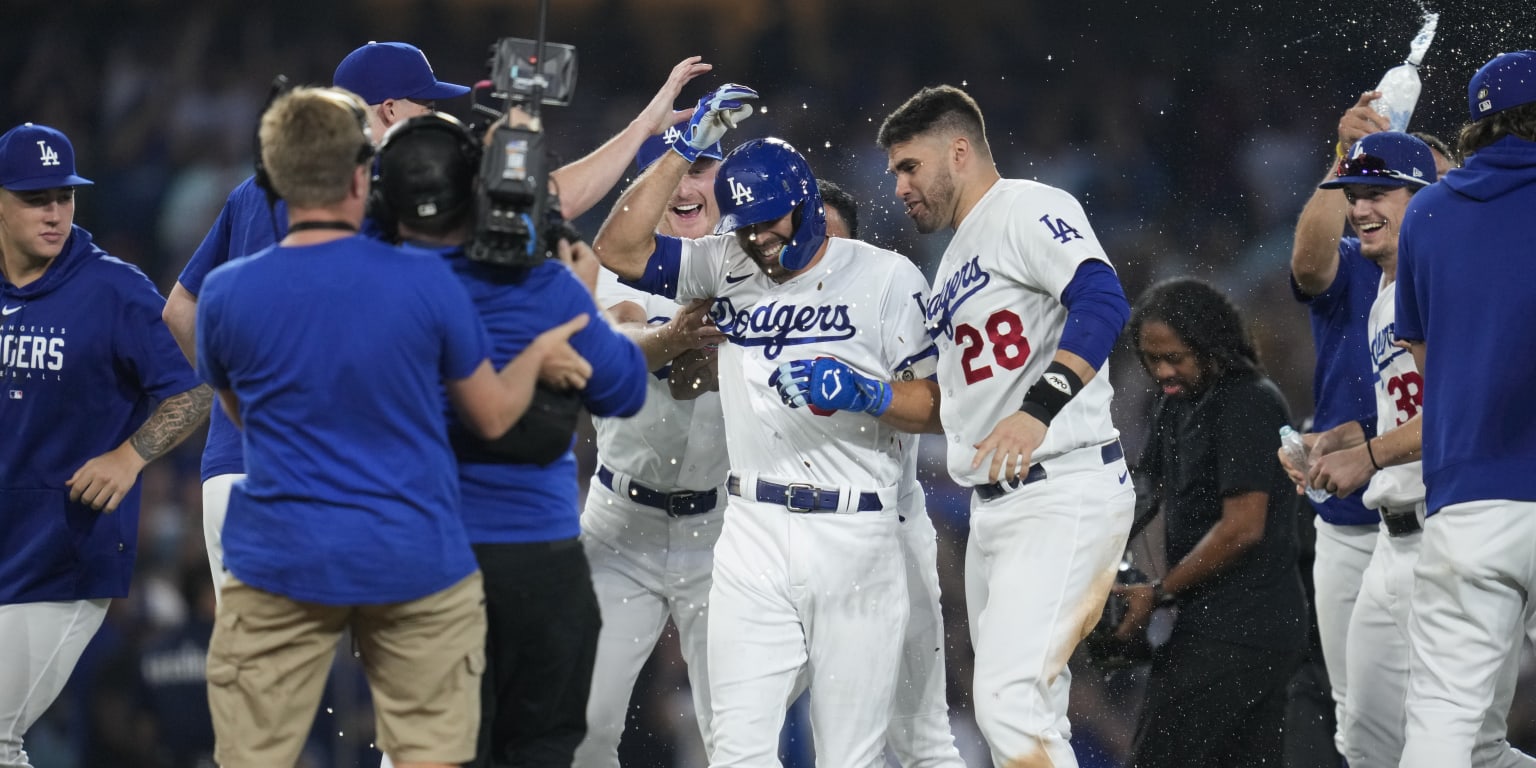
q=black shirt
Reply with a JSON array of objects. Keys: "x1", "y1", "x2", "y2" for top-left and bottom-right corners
[{"x1": 1138, "y1": 371, "x2": 1308, "y2": 652}]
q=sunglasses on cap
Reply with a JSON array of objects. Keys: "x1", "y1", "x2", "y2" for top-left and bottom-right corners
[{"x1": 1333, "y1": 152, "x2": 1424, "y2": 186}]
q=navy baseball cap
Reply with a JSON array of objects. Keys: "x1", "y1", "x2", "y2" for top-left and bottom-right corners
[
  {"x1": 0, "y1": 123, "x2": 94, "y2": 191},
  {"x1": 333, "y1": 42, "x2": 471, "y2": 106},
  {"x1": 635, "y1": 124, "x2": 723, "y2": 172},
  {"x1": 1469, "y1": 50, "x2": 1536, "y2": 120},
  {"x1": 1319, "y1": 132, "x2": 1436, "y2": 190}
]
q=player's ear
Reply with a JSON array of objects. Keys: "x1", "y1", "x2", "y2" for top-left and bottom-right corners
[{"x1": 950, "y1": 135, "x2": 969, "y2": 167}]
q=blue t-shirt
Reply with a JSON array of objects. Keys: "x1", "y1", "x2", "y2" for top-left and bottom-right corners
[
  {"x1": 428, "y1": 247, "x2": 646, "y2": 543},
  {"x1": 1, "y1": 226, "x2": 204, "y2": 603},
  {"x1": 196, "y1": 236, "x2": 489, "y2": 604},
  {"x1": 1291, "y1": 238, "x2": 1380, "y2": 526},
  {"x1": 178, "y1": 176, "x2": 286, "y2": 481},
  {"x1": 1397, "y1": 135, "x2": 1536, "y2": 513}
]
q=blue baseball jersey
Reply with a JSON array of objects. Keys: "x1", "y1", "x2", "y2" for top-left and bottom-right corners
[
  {"x1": 1, "y1": 226, "x2": 204, "y2": 603},
  {"x1": 429, "y1": 247, "x2": 646, "y2": 544},
  {"x1": 1396, "y1": 135, "x2": 1536, "y2": 513},
  {"x1": 1291, "y1": 238, "x2": 1380, "y2": 526},
  {"x1": 178, "y1": 176, "x2": 285, "y2": 481},
  {"x1": 196, "y1": 236, "x2": 489, "y2": 605}
]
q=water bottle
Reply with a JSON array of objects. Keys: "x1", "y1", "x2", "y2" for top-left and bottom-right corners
[
  {"x1": 1279, "y1": 425, "x2": 1331, "y2": 503},
  {"x1": 1371, "y1": 13, "x2": 1438, "y2": 132}
]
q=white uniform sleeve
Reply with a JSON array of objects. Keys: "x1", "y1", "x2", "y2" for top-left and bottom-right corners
[
  {"x1": 1005, "y1": 186, "x2": 1113, "y2": 300},
  {"x1": 882, "y1": 259, "x2": 940, "y2": 381},
  {"x1": 673, "y1": 235, "x2": 733, "y2": 302},
  {"x1": 596, "y1": 267, "x2": 650, "y2": 310}
]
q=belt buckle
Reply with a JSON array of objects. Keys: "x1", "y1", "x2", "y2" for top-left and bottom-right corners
[
  {"x1": 666, "y1": 491, "x2": 704, "y2": 517},
  {"x1": 783, "y1": 482, "x2": 816, "y2": 513}
]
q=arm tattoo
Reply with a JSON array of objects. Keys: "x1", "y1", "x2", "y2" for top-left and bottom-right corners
[{"x1": 130, "y1": 385, "x2": 214, "y2": 463}]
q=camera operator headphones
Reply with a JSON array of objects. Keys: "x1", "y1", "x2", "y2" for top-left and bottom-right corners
[{"x1": 370, "y1": 112, "x2": 481, "y2": 242}]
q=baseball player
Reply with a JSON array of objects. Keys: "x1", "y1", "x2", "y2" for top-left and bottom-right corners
[
  {"x1": 574, "y1": 129, "x2": 731, "y2": 768},
  {"x1": 1392, "y1": 50, "x2": 1536, "y2": 768},
  {"x1": 592, "y1": 82, "x2": 942, "y2": 766},
  {"x1": 876, "y1": 85, "x2": 1136, "y2": 767},
  {"x1": 1299, "y1": 132, "x2": 1535, "y2": 768}
]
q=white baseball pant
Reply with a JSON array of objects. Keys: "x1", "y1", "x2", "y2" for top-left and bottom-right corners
[
  {"x1": 1401, "y1": 499, "x2": 1536, "y2": 768},
  {"x1": 966, "y1": 443, "x2": 1134, "y2": 768},
  {"x1": 574, "y1": 477, "x2": 723, "y2": 768},
  {"x1": 202, "y1": 472, "x2": 242, "y2": 599},
  {"x1": 1344, "y1": 519, "x2": 1535, "y2": 768},
  {"x1": 0, "y1": 599, "x2": 109, "y2": 768},
  {"x1": 1313, "y1": 518, "x2": 1378, "y2": 756},
  {"x1": 707, "y1": 493, "x2": 907, "y2": 768}
]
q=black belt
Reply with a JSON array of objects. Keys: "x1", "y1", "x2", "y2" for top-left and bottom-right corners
[
  {"x1": 597, "y1": 466, "x2": 717, "y2": 517},
  {"x1": 727, "y1": 475, "x2": 883, "y2": 513},
  {"x1": 1381, "y1": 508, "x2": 1423, "y2": 537},
  {"x1": 974, "y1": 441, "x2": 1125, "y2": 502}
]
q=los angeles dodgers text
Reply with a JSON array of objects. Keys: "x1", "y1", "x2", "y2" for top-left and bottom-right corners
[
  {"x1": 709, "y1": 296, "x2": 854, "y2": 359},
  {"x1": 923, "y1": 255, "x2": 990, "y2": 341}
]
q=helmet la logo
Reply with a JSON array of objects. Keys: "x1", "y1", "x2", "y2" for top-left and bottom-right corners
[
  {"x1": 36, "y1": 141, "x2": 60, "y2": 167},
  {"x1": 727, "y1": 177, "x2": 754, "y2": 206}
]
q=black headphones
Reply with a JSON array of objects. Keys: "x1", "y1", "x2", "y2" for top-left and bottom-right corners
[
  {"x1": 253, "y1": 78, "x2": 375, "y2": 208},
  {"x1": 369, "y1": 112, "x2": 481, "y2": 242}
]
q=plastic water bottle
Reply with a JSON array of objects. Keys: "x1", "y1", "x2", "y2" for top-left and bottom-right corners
[
  {"x1": 1371, "y1": 12, "x2": 1438, "y2": 132},
  {"x1": 1279, "y1": 425, "x2": 1331, "y2": 503}
]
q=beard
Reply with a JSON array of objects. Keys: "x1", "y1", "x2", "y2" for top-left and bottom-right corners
[{"x1": 912, "y1": 167, "x2": 956, "y2": 234}]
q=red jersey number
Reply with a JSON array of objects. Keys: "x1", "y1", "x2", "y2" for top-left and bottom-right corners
[{"x1": 957, "y1": 309, "x2": 1032, "y2": 384}]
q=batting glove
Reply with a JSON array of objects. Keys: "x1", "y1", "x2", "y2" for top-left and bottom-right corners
[
  {"x1": 674, "y1": 84, "x2": 758, "y2": 163},
  {"x1": 770, "y1": 358, "x2": 892, "y2": 416}
]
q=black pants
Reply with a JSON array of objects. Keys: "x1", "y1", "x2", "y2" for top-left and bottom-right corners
[
  {"x1": 1130, "y1": 629, "x2": 1303, "y2": 768},
  {"x1": 468, "y1": 538, "x2": 602, "y2": 768}
]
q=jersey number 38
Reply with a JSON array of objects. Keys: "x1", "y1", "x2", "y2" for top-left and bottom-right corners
[{"x1": 956, "y1": 309, "x2": 1031, "y2": 385}]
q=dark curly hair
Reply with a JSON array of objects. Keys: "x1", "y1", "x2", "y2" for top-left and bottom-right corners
[{"x1": 1128, "y1": 277, "x2": 1261, "y2": 380}]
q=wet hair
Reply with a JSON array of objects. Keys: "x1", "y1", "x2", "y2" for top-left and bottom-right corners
[
  {"x1": 1129, "y1": 277, "x2": 1260, "y2": 380},
  {"x1": 1457, "y1": 102, "x2": 1536, "y2": 156},
  {"x1": 816, "y1": 179, "x2": 859, "y2": 239},
  {"x1": 876, "y1": 85, "x2": 991, "y2": 159}
]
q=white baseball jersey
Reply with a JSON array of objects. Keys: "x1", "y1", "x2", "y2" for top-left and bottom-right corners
[
  {"x1": 923, "y1": 179, "x2": 1119, "y2": 486},
  {"x1": 1362, "y1": 277, "x2": 1426, "y2": 512},
  {"x1": 593, "y1": 269, "x2": 728, "y2": 491},
  {"x1": 673, "y1": 235, "x2": 937, "y2": 491}
]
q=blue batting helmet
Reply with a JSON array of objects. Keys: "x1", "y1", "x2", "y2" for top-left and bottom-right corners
[{"x1": 714, "y1": 137, "x2": 825, "y2": 272}]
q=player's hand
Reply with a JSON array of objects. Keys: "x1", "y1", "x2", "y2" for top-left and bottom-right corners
[
  {"x1": 658, "y1": 299, "x2": 726, "y2": 358},
  {"x1": 1112, "y1": 583, "x2": 1156, "y2": 642},
  {"x1": 639, "y1": 56, "x2": 714, "y2": 137},
  {"x1": 67, "y1": 443, "x2": 147, "y2": 513},
  {"x1": 1309, "y1": 443, "x2": 1375, "y2": 499},
  {"x1": 972, "y1": 411, "x2": 1047, "y2": 484},
  {"x1": 556, "y1": 238, "x2": 600, "y2": 296},
  {"x1": 770, "y1": 358, "x2": 893, "y2": 415},
  {"x1": 675, "y1": 84, "x2": 757, "y2": 163},
  {"x1": 1338, "y1": 91, "x2": 1390, "y2": 151},
  {"x1": 1277, "y1": 446, "x2": 1309, "y2": 496},
  {"x1": 669, "y1": 346, "x2": 719, "y2": 400},
  {"x1": 533, "y1": 314, "x2": 594, "y2": 391}
]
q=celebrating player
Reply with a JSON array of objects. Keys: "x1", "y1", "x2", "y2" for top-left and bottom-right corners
[
  {"x1": 593, "y1": 82, "x2": 942, "y2": 765},
  {"x1": 0, "y1": 122, "x2": 211, "y2": 768},
  {"x1": 1120, "y1": 278, "x2": 1308, "y2": 766},
  {"x1": 876, "y1": 84, "x2": 1135, "y2": 768},
  {"x1": 1394, "y1": 50, "x2": 1536, "y2": 768}
]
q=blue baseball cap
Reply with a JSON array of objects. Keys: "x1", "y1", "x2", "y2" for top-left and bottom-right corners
[
  {"x1": 635, "y1": 124, "x2": 723, "y2": 172},
  {"x1": 1469, "y1": 50, "x2": 1536, "y2": 120},
  {"x1": 0, "y1": 123, "x2": 94, "y2": 191},
  {"x1": 333, "y1": 42, "x2": 471, "y2": 106},
  {"x1": 1318, "y1": 132, "x2": 1436, "y2": 190}
]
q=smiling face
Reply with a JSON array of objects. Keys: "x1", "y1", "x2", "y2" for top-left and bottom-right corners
[
  {"x1": 660, "y1": 157, "x2": 721, "y2": 239},
  {"x1": 885, "y1": 134, "x2": 958, "y2": 234},
  {"x1": 0, "y1": 186, "x2": 75, "y2": 267},
  {"x1": 1137, "y1": 320, "x2": 1205, "y2": 399},
  {"x1": 1342, "y1": 183, "x2": 1413, "y2": 269},
  {"x1": 734, "y1": 209, "x2": 797, "y2": 281}
]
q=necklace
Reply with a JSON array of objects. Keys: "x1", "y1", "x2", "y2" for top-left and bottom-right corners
[{"x1": 287, "y1": 220, "x2": 358, "y2": 234}]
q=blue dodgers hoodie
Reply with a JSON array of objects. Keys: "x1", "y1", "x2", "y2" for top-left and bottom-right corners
[
  {"x1": 1396, "y1": 135, "x2": 1536, "y2": 512},
  {"x1": 1, "y1": 225, "x2": 203, "y2": 602}
]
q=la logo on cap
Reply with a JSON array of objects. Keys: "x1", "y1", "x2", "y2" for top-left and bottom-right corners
[{"x1": 37, "y1": 139, "x2": 60, "y2": 167}]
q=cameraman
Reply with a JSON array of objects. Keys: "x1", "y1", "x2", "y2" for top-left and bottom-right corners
[{"x1": 375, "y1": 112, "x2": 646, "y2": 768}]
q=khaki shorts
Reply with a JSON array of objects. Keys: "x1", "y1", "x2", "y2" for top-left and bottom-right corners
[{"x1": 207, "y1": 571, "x2": 486, "y2": 766}]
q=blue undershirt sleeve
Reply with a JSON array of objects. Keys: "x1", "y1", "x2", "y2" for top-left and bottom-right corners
[
  {"x1": 1057, "y1": 260, "x2": 1130, "y2": 370},
  {"x1": 617, "y1": 235, "x2": 683, "y2": 299}
]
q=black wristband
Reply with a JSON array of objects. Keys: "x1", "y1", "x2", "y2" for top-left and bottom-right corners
[
  {"x1": 1020, "y1": 362, "x2": 1084, "y2": 426},
  {"x1": 1365, "y1": 438, "x2": 1383, "y2": 471}
]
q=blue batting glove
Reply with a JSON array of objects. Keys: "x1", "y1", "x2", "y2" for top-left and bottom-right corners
[
  {"x1": 674, "y1": 83, "x2": 758, "y2": 163},
  {"x1": 806, "y1": 358, "x2": 892, "y2": 416},
  {"x1": 769, "y1": 360, "x2": 812, "y2": 408}
]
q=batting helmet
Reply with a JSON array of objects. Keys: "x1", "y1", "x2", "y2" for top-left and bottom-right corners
[
  {"x1": 714, "y1": 137, "x2": 825, "y2": 272},
  {"x1": 372, "y1": 112, "x2": 480, "y2": 239}
]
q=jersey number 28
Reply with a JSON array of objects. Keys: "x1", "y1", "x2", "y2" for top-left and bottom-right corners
[{"x1": 956, "y1": 309, "x2": 1031, "y2": 384}]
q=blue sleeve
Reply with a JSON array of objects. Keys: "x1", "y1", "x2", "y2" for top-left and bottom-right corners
[
  {"x1": 1058, "y1": 260, "x2": 1130, "y2": 370},
  {"x1": 179, "y1": 201, "x2": 233, "y2": 296},
  {"x1": 1396, "y1": 218, "x2": 1424, "y2": 342},
  {"x1": 179, "y1": 178, "x2": 284, "y2": 296},
  {"x1": 617, "y1": 235, "x2": 683, "y2": 299},
  {"x1": 560, "y1": 273, "x2": 647, "y2": 418}
]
